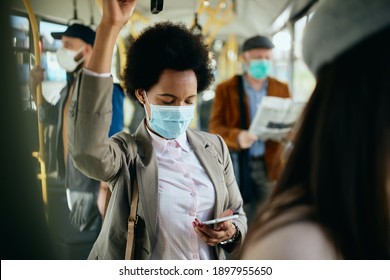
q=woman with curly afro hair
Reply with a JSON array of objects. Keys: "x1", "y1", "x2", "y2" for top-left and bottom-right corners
[{"x1": 67, "y1": 0, "x2": 247, "y2": 260}]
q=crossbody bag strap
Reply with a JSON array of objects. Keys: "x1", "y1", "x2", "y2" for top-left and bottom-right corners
[
  {"x1": 125, "y1": 176, "x2": 139, "y2": 260},
  {"x1": 101, "y1": 134, "x2": 139, "y2": 259},
  {"x1": 237, "y1": 75, "x2": 247, "y2": 129},
  {"x1": 102, "y1": 184, "x2": 112, "y2": 220}
]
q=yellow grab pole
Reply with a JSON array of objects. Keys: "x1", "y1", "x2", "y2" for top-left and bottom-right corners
[{"x1": 22, "y1": 0, "x2": 48, "y2": 212}]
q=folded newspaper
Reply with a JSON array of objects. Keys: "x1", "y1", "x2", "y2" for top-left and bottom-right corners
[{"x1": 249, "y1": 96, "x2": 306, "y2": 141}]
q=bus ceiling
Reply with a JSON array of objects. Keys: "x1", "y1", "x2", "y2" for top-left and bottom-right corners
[{"x1": 10, "y1": 0, "x2": 318, "y2": 43}]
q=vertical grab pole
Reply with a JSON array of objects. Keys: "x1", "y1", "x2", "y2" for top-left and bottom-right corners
[{"x1": 22, "y1": 0, "x2": 48, "y2": 215}]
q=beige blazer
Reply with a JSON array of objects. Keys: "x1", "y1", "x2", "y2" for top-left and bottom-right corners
[{"x1": 68, "y1": 71, "x2": 247, "y2": 260}]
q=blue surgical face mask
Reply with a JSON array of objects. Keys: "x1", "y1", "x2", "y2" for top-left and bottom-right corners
[
  {"x1": 143, "y1": 92, "x2": 195, "y2": 139},
  {"x1": 247, "y1": 59, "x2": 271, "y2": 80}
]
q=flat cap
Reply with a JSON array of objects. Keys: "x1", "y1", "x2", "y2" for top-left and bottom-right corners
[
  {"x1": 302, "y1": 0, "x2": 390, "y2": 76},
  {"x1": 242, "y1": 35, "x2": 274, "y2": 52}
]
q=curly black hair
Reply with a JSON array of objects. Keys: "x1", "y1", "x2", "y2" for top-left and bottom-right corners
[{"x1": 122, "y1": 21, "x2": 214, "y2": 101}]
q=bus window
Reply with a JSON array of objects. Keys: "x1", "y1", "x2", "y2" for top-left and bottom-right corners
[
  {"x1": 292, "y1": 15, "x2": 315, "y2": 101},
  {"x1": 11, "y1": 14, "x2": 31, "y2": 110},
  {"x1": 272, "y1": 29, "x2": 291, "y2": 85},
  {"x1": 39, "y1": 20, "x2": 67, "y2": 105}
]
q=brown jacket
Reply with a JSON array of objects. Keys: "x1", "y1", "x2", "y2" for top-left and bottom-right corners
[{"x1": 209, "y1": 75, "x2": 290, "y2": 181}]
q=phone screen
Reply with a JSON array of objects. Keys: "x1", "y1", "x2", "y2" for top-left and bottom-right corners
[{"x1": 202, "y1": 214, "x2": 238, "y2": 225}]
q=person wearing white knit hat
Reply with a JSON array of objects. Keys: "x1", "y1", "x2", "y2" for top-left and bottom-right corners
[
  {"x1": 303, "y1": 0, "x2": 390, "y2": 76},
  {"x1": 239, "y1": 0, "x2": 390, "y2": 259}
]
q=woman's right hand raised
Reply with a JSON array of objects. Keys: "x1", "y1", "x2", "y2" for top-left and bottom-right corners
[
  {"x1": 88, "y1": 0, "x2": 137, "y2": 73},
  {"x1": 101, "y1": 0, "x2": 138, "y2": 29}
]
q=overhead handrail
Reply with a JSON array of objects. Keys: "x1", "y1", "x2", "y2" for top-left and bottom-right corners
[
  {"x1": 22, "y1": 0, "x2": 48, "y2": 216},
  {"x1": 89, "y1": 0, "x2": 97, "y2": 28},
  {"x1": 190, "y1": 12, "x2": 203, "y2": 35},
  {"x1": 68, "y1": 0, "x2": 84, "y2": 25},
  {"x1": 151, "y1": 0, "x2": 164, "y2": 14}
]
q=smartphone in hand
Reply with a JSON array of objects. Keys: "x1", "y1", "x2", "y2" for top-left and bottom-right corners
[{"x1": 201, "y1": 214, "x2": 238, "y2": 225}]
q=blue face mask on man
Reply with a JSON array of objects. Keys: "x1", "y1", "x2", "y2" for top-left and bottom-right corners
[
  {"x1": 247, "y1": 59, "x2": 271, "y2": 80},
  {"x1": 143, "y1": 92, "x2": 195, "y2": 139}
]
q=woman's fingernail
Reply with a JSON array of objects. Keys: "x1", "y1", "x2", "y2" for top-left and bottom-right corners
[{"x1": 192, "y1": 222, "x2": 196, "y2": 227}]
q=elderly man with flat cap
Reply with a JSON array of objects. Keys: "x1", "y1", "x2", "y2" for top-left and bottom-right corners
[
  {"x1": 209, "y1": 35, "x2": 290, "y2": 224},
  {"x1": 29, "y1": 23, "x2": 125, "y2": 259}
]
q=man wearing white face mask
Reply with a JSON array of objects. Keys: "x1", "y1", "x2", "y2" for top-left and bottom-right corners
[
  {"x1": 209, "y1": 35, "x2": 290, "y2": 224},
  {"x1": 29, "y1": 23, "x2": 124, "y2": 259}
]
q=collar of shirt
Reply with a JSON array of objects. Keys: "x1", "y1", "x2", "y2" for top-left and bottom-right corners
[
  {"x1": 242, "y1": 74, "x2": 269, "y2": 94},
  {"x1": 146, "y1": 125, "x2": 190, "y2": 156},
  {"x1": 242, "y1": 75, "x2": 269, "y2": 119}
]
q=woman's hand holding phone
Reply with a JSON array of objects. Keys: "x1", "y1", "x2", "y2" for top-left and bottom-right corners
[{"x1": 192, "y1": 209, "x2": 238, "y2": 246}]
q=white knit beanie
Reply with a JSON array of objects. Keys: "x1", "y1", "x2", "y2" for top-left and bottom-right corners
[{"x1": 302, "y1": 0, "x2": 390, "y2": 76}]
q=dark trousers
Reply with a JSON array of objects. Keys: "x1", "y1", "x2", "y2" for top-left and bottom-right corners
[
  {"x1": 244, "y1": 156, "x2": 270, "y2": 225},
  {"x1": 47, "y1": 178, "x2": 100, "y2": 259}
]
